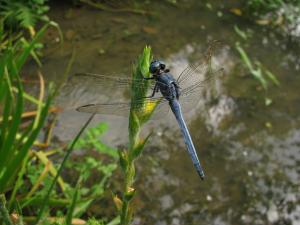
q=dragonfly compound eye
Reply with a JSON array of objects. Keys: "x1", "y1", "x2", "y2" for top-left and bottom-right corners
[
  {"x1": 160, "y1": 62, "x2": 166, "y2": 70},
  {"x1": 150, "y1": 60, "x2": 161, "y2": 74}
]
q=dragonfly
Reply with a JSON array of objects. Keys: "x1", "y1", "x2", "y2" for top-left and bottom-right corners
[{"x1": 72, "y1": 51, "x2": 223, "y2": 180}]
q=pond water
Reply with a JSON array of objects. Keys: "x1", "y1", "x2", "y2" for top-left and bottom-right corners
[{"x1": 25, "y1": 1, "x2": 300, "y2": 224}]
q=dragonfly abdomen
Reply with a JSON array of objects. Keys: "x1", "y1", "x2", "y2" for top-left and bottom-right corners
[{"x1": 169, "y1": 99, "x2": 205, "y2": 180}]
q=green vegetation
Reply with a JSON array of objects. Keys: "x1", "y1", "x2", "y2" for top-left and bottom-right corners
[
  {"x1": 233, "y1": 24, "x2": 280, "y2": 105},
  {"x1": 0, "y1": 0, "x2": 50, "y2": 35},
  {"x1": 0, "y1": 22, "x2": 53, "y2": 195},
  {"x1": 0, "y1": 4, "x2": 118, "y2": 223},
  {"x1": 241, "y1": 0, "x2": 300, "y2": 28},
  {"x1": 246, "y1": 0, "x2": 294, "y2": 14},
  {"x1": 115, "y1": 47, "x2": 156, "y2": 225},
  {"x1": 235, "y1": 42, "x2": 280, "y2": 105}
]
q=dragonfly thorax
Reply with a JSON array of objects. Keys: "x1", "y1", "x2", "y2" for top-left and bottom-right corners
[
  {"x1": 149, "y1": 60, "x2": 179, "y2": 101},
  {"x1": 157, "y1": 73, "x2": 180, "y2": 101}
]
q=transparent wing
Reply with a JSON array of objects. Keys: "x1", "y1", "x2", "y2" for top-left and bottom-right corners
[
  {"x1": 73, "y1": 73, "x2": 146, "y2": 90},
  {"x1": 178, "y1": 68, "x2": 224, "y2": 113},
  {"x1": 77, "y1": 103, "x2": 131, "y2": 116},
  {"x1": 76, "y1": 96, "x2": 170, "y2": 119},
  {"x1": 177, "y1": 62, "x2": 210, "y2": 88},
  {"x1": 69, "y1": 72, "x2": 168, "y2": 91},
  {"x1": 74, "y1": 68, "x2": 224, "y2": 117},
  {"x1": 176, "y1": 40, "x2": 219, "y2": 89},
  {"x1": 180, "y1": 68, "x2": 224, "y2": 96}
]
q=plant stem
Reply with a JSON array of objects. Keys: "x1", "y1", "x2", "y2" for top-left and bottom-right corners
[
  {"x1": 118, "y1": 47, "x2": 153, "y2": 225},
  {"x1": 120, "y1": 200, "x2": 129, "y2": 224}
]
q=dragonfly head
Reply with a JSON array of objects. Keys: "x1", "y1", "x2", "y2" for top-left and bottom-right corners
[{"x1": 150, "y1": 60, "x2": 169, "y2": 75}]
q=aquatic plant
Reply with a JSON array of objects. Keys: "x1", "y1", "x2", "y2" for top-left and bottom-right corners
[{"x1": 235, "y1": 42, "x2": 280, "y2": 105}]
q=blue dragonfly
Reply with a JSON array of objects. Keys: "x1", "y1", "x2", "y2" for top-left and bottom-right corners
[{"x1": 72, "y1": 51, "x2": 223, "y2": 180}]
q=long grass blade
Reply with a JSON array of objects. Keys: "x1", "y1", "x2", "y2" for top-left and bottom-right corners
[
  {"x1": 0, "y1": 65, "x2": 23, "y2": 184},
  {"x1": 0, "y1": 83, "x2": 53, "y2": 192},
  {"x1": 65, "y1": 179, "x2": 81, "y2": 225},
  {"x1": 33, "y1": 71, "x2": 45, "y2": 129},
  {"x1": 35, "y1": 114, "x2": 95, "y2": 224},
  {"x1": 8, "y1": 152, "x2": 30, "y2": 210}
]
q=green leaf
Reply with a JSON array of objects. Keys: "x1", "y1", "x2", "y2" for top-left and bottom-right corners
[
  {"x1": 118, "y1": 150, "x2": 128, "y2": 173},
  {"x1": 265, "y1": 69, "x2": 280, "y2": 86},
  {"x1": 65, "y1": 179, "x2": 81, "y2": 225},
  {"x1": 16, "y1": 6, "x2": 36, "y2": 28},
  {"x1": 129, "y1": 132, "x2": 152, "y2": 161},
  {"x1": 0, "y1": 66, "x2": 23, "y2": 190},
  {"x1": 234, "y1": 25, "x2": 247, "y2": 40},
  {"x1": 73, "y1": 199, "x2": 94, "y2": 218},
  {"x1": 74, "y1": 122, "x2": 118, "y2": 159},
  {"x1": 128, "y1": 111, "x2": 140, "y2": 150},
  {"x1": 16, "y1": 23, "x2": 49, "y2": 70},
  {"x1": 252, "y1": 68, "x2": 268, "y2": 90},
  {"x1": 235, "y1": 42, "x2": 254, "y2": 71},
  {"x1": 107, "y1": 216, "x2": 121, "y2": 225}
]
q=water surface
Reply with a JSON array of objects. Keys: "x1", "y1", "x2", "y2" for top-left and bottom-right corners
[{"x1": 25, "y1": 1, "x2": 300, "y2": 224}]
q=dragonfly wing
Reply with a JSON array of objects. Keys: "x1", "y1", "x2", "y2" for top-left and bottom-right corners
[
  {"x1": 69, "y1": 73, "x2": 150, "y2": 91},
  {"x1": 70, "y1": 73, "x2": 169, "y2": 91},
  {"x1": 76, "y1": 97, "x2": 170, "y2": 119},
  {"x1": 178, "y1": 68, "x2": 224, "y2": 113},
  {"x1": 76, "y1": 65, "x2": 223, "y2": 118},
  {"x1": 62, "y1": 73, "x2": 170, "y2": 112},
  {"x1": 176, "y1": 41, "x2": 220, "y2": 88},
  {"x1": 147, "y1": 98, "x2": 171, "y2": 120},
  {"x1": 77, "y1": 102, "x2": 131, "y2": 117},
  {"x1": 180, "y1": 68, "x2": 224, "y2": 96}
]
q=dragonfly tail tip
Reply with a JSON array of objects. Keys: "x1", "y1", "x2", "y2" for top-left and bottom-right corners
[
  {"x1": 198, "y1": 172, "x2": 205, "y2": 180},
  {"x1": 194, "y1": 164, "x2": 205, "y2": 180}
]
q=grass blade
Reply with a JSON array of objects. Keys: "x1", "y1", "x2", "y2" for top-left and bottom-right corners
[
  {"x1": 65, "y1": 179, "x2": 81, "y2": 225},
  {"x1": 0, "y1": 67, "x2": 23, "y2": 188},
  {"x1": 0, "y1": 84, "x2": 53, "y2": 192},
  {"x1": 265, "y1": 69, "x2": 280, "y2": 86},
  {"x1": 8, "y1": 152, "x2": 30, "y2": 210},
  {"x1": 35, "y1": 114, "x2": 95, "y2": 224}
]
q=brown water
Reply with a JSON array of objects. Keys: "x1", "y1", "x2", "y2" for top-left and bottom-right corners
[{"x1": 25, "y1": 1, "x2": 300, "y2": 224}]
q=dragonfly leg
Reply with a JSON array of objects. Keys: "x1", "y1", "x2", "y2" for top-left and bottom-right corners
[
  {"x1": 143, "y1": 76, "x2": 155, "y2": 80},
  {"x1": 143, "y1": 82, "x2": 158, "y2": 98}
]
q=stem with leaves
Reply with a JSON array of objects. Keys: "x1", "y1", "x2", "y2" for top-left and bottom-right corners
[{"x1": 114, "y1": 47, "x2": 157, "y2": 225}]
